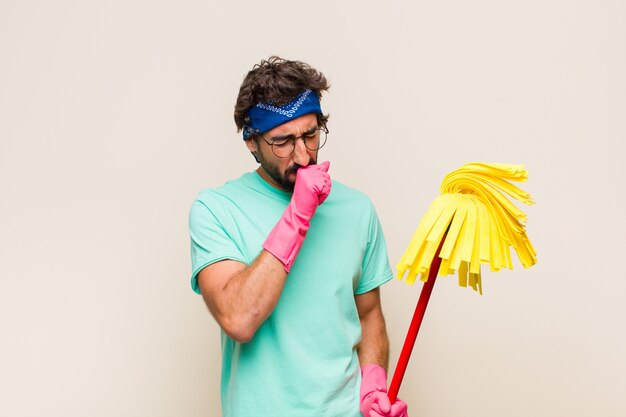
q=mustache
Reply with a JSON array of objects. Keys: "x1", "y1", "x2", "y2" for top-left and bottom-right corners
[{"x1": 285, "y1": 165, "x2": 302, "y2": 175}]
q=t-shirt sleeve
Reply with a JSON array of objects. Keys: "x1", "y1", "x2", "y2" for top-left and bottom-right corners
[
  {"x1": 355, "y1": 200, "x2": 394, "y2": 294},
  {"x1": 188, "y1": 197, "x2": 247, "y2": 295}
]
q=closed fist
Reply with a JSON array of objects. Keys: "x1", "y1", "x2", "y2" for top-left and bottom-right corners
[{"x1": 294, "y1": 161, "x2": 332, "y2": 207}]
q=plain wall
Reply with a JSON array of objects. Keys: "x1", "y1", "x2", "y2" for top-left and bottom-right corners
[{"x1": 1, "y1": 1, "x2": 625, "y2": 416}]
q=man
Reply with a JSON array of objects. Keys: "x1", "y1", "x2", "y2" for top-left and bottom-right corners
[{"x1": 188, "y1": 56, "x2": 408, "y2": 417}]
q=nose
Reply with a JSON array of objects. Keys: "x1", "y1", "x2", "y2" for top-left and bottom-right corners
[{"x1": 292, "y1": 137, "x2": 311, "y2": 167}]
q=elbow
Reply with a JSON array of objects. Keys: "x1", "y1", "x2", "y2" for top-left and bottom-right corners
[
  {"x1": 225, "y1": 327, "x2": 254, "y2": 344},
  {"x1": 220, "y1": 313, "x2": 260, "y2": 344}
]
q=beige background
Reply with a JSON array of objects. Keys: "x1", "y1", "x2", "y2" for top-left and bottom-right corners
[{"x1": 1, "y1": 0, "x2": 625, "y2": 416}]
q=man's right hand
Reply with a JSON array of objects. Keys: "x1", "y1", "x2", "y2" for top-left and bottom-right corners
[
  {"x1": 262, "y1": 161, "x2": 332, "y2": 272},
  {"x1": 291, "y1": 161, "x2": 332, "y2": 220}
]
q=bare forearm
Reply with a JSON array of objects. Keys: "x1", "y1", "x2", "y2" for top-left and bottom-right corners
[
  {"x1": 227, "y1": 250, "x2": 286, "y2": 316},
  {"x1": 358, "y1": 308, "x2": 390, "y2": 371},
  {"x1": 209, "y1": 250, "x2": 288, "y2": 342}
]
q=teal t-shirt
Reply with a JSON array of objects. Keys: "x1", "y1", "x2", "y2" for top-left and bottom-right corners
[{"x1": 188, "y1": 171, "x2": 393, "y2": 417}]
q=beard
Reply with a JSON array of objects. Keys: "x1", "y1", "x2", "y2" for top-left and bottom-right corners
[{"x1": 255, "y1": 149, "x2": 317, "y2": 192}]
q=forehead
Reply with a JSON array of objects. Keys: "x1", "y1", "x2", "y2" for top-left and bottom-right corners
[{"x1": 265, "y1": 113, "x2": 317, "y2": 136}]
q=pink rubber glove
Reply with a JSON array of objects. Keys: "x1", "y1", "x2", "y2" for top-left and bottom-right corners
[
  {"x1": 361, "y1": 364, "x2": 408, "y2": 417},
  {"x1": 262, "y1": 161, "x2": 331, "y2": 272}
]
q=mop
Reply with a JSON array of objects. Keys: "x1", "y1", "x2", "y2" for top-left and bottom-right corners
[{"x1": 388, "y1": 162, "x2": 537, "y2": 402}]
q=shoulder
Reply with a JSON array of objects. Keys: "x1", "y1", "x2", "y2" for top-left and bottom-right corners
[
  {"x1": 193, "y1": 172, "x2": 258, "y2": 207},
  {"x1": 195, "y1": 173, "x2": 252, "y2": 200},
  {"x1": 329, "y1": 179, "x2": 376, "y2": 210},
  {"x1": 321, "y1": 179, "x2": 380, "y2": 226},
  {"x1": 190, "y1": 173, "x2": 256, "y2": 220}
]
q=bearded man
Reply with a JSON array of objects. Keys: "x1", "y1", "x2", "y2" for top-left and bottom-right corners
[{"x1": 188, "y1": 56, "x2": 408, "y2": 417}]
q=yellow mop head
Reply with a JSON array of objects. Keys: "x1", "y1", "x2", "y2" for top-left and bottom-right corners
[{"x1": 395, "y1": 162, "x2": 537, "y2": 294}]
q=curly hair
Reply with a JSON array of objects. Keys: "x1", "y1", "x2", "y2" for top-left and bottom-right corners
[{"x1": 234, "y1": 56, "x2": 331, "y2": 133}]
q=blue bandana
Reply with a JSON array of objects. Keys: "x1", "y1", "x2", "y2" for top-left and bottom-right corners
[{"x1": 242, "y1": 89, "x2": 322, "y2": 139}]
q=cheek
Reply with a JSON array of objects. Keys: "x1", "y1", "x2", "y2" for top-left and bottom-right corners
[
  {"x1": 285, "y1": 162, "x2": 298, "y2": 176},
  {"x1": 267, "y1": 156, "x2": 290, "y2": 175}
]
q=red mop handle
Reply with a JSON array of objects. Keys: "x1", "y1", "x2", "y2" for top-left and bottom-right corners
[{"x1": 388, "y1": 241, "x2": 445, "y2": 403}]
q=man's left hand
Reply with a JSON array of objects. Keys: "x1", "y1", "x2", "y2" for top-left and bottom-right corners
[{"x1": 360, "y1": 364, "x2": 408, "y2": 417}]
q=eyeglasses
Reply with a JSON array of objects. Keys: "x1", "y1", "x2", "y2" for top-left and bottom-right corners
[{"x1": 255, "y1": 126, "x2": 329, "y2": 158}]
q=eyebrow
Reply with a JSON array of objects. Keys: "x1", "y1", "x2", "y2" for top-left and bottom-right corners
[{"x1": 270, "y1": 126, "x2": 318, "y2": 141}]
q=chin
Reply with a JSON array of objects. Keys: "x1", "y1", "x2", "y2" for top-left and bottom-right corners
[{"x1": 284, "y1": 180, "x2": 296, "y2": 191}]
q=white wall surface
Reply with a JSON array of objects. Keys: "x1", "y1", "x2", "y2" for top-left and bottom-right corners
[{"x1": 1, "y1": 1, "x2": 625, "y2": 416}]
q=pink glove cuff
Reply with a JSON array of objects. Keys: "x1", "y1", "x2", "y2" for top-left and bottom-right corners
[
  {"x1": 262, "y1": 204, "x2": 309, "y2": 272},
  {"x1": 361, "y1": 364, "x2": 409, "y2": 417},
  {"x1": 360, "y1": 364, "x2": 388, "y2": 400}
]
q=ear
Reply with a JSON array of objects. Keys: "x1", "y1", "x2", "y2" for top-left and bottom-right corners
[
  {"x1": 244, "y1": 138, "x2": 260, "y2": 163},
  {"x1": 244, "y1": 138, "x2": 257, "y2": 153}
]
